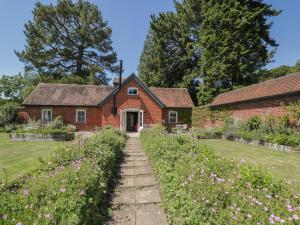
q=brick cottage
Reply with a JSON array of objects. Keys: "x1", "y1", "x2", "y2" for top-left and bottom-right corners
[
  {"x1": 197, "y1": 72, "x2": 300, "y2": 128},
  {"x1": 22, "y1": 74, "x2": 194, "y2": 131}
]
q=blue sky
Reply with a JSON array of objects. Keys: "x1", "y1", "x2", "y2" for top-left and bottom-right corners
[{"x1": 0, "y1": 0, "x2": 299, "y2": 79}]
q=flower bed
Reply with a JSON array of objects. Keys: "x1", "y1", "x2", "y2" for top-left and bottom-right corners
[
  {"x1": 0, "y1": 128, "x2": 126, "y2": 224},
  {"x1": 223, "y1": 132, "x2": 300, "y2": 153},
  {"x1": 9, "y1": 132, "x2": 75, "y2": 142},
  {"x1": 141, "y1": 127, "x2": 300, "y2": 225}
]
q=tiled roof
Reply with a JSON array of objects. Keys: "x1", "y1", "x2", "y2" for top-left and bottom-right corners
[
  {"x1": 23, "y1": 83, "x2": 114, "y2": 106},
  {"x1": 150, "y1": 87, "x2": 194, "y2": 108},
  {"x1": 210, "y1": 72, "x2": 300, "y2": 106}
]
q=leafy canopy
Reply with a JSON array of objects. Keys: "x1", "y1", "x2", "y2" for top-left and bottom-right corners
[
  {"x1": 198, "y1": 0, "x2": 280, "y2": 105},
  {"x1": 16, "y1": 0, "x2": 117, "y2": 85}
]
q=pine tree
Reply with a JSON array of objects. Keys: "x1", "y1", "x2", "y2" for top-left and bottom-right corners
[
  {"x1": 198, "y1": 0, "x2": 280, "y2": 105},
  {"x1": 138, "y1": 0, "x2": 201, "y2": 89},
  {"x1": 16, "y1": 0, "x2": 117, "y2": 85}
]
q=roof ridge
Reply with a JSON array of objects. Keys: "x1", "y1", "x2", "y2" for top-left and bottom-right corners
[
  {"x1": 217, "y1": 72, "x2": 300, "y2": 97},
  {"x1": 38, "y1": 82, "x2": 112, "y2": 88},
  {"x1": 150, "y1": 87, "x2": 187, "y2": 90}
]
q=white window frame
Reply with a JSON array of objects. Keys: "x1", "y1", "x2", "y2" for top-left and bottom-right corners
[
  {"x1": 127, "y1": 87, "x2": 138, "y2": 96},
  {"x1": 169, "y1": 111, "x2": 178, "y2": 123},
  {"x1": 42, "y1": 109, "x2": 52, "y2": 123},
  {"x1": 76, "y1": 109, "x2": 86, "y2": 123}
]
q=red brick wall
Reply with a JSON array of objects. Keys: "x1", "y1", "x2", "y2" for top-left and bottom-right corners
[
  {"x1": 23, "y1": 106, "x2": 102, "y2": 131},
  {"x1": 198, "y1": 93, "x2": 300, "y2": 128},
  {"x1": 101, "y1": 79, "x2": 163, "y2": 128}
]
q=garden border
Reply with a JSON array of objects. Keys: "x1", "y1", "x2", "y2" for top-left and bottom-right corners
[
  {"x1": 9, "y1": 132, "x2": 75, "y2": 142},
  {"x1": 222, "y1": 134, "x2": 300, "y2": 153}
]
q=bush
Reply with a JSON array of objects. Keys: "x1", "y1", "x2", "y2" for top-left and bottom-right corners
[
  {"x1": 0, "y1": 128, "x2": 126, "y2": 224},
  {"x1": 0, "y1": 102, "x2": 20, "y2": 127},
  {"x1": 141, "y1": 128, "x2": 300, "y2": 225},
  {"x1": 246, "y1": 116, "x2": 262, "y2": 131},
  {"x1": 46, "y1": 116, "x2": 64, "y2": 129}
]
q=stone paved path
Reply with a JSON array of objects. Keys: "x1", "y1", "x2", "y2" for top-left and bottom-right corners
[{"x1": 108, "y1": 137, "x2": 168, "y2": 225}]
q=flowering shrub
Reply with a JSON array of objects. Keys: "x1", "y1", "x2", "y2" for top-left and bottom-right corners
[
  {"x1": 0, "y1": 128, "x2": 126, "y2": 224},
  {"x1": 141, "y1": 127, "x2": 300, "y2": 225}
]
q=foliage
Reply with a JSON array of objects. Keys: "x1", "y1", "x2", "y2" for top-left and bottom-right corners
[
  {"x1": 192, "y1": 106, "x2": 231, "y2": 128},
  {"x1": 0, "y1": 128, "x2": 126, "y2": 224},
  {"x1": 192, "y1": 127, "x2": 223, "y2": 139},
  {"x1": 246, "y1": 116, "x2": 262, "y2": 131},
  {"x1": 12, "y1": 117, "x2": 74, "y2": 135},
  {"x1": 0, "y1": 102, "x2": 20, "y2": 127},
  {"x1": 223, "y1": 112, "x2": 300, "y2": 148},
  {"x1": 0, "y1": 72, "x2": 40, "y2": 104},
  {"x1": 141, "y1": 128, "x2": 300, "y2": 224},
  {"x1": 198, "y1": 0, "x2": 280, "y2": 105},
  {"x1": 16, "y1": 0, "x2": 118, "y2": 85},
  {"x1": 138, "y1": 0, "x2": 201, "y2": 104},
  {"x1": 260, "y1": 60, "x2": 300, "y2": 82}
]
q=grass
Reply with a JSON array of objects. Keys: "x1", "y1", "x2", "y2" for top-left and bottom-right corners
[
  {"x1": 198, "y1": 139, "x2": 300, "y2": 192},
  {"x1": 0, "y1": 133, "x2": 65, "y2": 181}
]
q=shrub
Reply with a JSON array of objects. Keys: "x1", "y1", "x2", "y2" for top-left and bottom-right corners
[
  {"x1": 141, "y1": 128, "x2": 300, "y2": 225},
  {"x1": 223, "y1": 116, "x2": 234, "y2": 129},
  {"x1": 0, "y1": 102, "x2": 20, "y2": 127},
  {"x1": 46, "y1": 116, "x2": 64, "y2": 129},
  {"x1": 246, "y1": 116, "x2": 262, "y2": 131},
  {"x1": 0, "y1": 128, "x2": 126, "y2": 224}
]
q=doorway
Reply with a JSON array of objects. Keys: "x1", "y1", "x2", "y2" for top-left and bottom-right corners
[{"x1": 126, "y1": 111, "x2": 138, "y2": 132}]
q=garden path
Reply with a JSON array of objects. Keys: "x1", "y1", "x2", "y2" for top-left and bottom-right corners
[{"x1": 108, "y1": 137, "x2": 168, "y2": 225}]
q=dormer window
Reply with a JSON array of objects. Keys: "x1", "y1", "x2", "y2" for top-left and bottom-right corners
[{"x1": 128, "y1": 87, "x2": 138, "y2": 96}]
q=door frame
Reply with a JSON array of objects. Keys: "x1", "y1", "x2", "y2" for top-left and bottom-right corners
[{"x1": 120, "y1": 108, "x2": 143, "y2": 132}]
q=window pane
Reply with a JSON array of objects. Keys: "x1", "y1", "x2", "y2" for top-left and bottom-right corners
[
  {"x1": 43, "y1": 110, "x2": 52, "y2": 122},
  {"x1": 128, "y1": 88, "x2": 138, "y2": 95},
  {"x1": 77, "y1": 111, "x2": 86, "y2": 122}
]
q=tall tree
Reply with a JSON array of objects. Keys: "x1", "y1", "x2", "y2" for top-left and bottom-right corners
[
  {"x1": 138, "y1": 0, "x2": 202, "y2": 90},
  {"x1": 16, "y1": 0, "x2": 117, "y2": 85},
  {"x1": 198, "y1": 0, "x2": 280, "y2": 105},
  {"x1": 0, "y1": 73, "x2": 37, "y2": 103}
]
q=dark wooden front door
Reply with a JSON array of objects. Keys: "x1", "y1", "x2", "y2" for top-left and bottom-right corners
[{"x1": 126, "y1": 112, "x2": 138, "y2": 132}]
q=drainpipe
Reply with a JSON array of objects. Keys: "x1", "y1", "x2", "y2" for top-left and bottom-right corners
[{"x1": 113, "y1": 60, "x2": 123, "y2": 116}]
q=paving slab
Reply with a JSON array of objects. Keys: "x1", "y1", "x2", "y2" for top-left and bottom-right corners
[
  {"x1": 108, "y1": 137, "x2": 168, "y2": 225},
  {"x1": 135, "y1": 175, "x2": 157, "y2": 187},
  {"x1": 136, "y1": 204, "x2": 168, "y2": 225},
  {"x1": 110, "y1": 205, "x2": 135, "y2": 225},
  {"x1": 134, "y1": 166, "x2": 153, "y2": 175},
  {"x1": 134, "y1": 160, "x2": 149, "y2": 167},
  {"x1": 121, "y1": 167, "x2": 135, "y2": 176},
  {"x1": 113, "y1": 188, "x2": 135, "y2": 205},
  {"x1": 119, "y1": 176, "x2": 135, "y2": 189},
  {"x1": 135, "y1": 186, "x2": 162, "y2": 204}
]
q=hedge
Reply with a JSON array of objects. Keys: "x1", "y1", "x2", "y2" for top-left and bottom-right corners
[
  {"x1": 0, "y1": 128, "x2": 126, "y2": 224},
  {"x1": 141, "y1": 127, "x2": 300, "y2": 225}
]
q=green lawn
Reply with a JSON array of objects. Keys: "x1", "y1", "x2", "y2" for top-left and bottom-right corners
[
  {"x1": 0, "y1": 133, "x2": 65, "y2": 181},
  {"x1": 198, "y1": 139, "x2": 300, "y2": 192}
]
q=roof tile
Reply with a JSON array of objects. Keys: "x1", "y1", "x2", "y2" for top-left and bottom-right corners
[{"x1": 211, "y1": 72, "x2": 300, "y2": 106}]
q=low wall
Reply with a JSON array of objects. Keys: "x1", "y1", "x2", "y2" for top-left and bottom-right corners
[
  {"x1": 223, "y1": 134, "x2": 300, "y2": 153},
  {"x1": 10, "y1": 133, "x2": 75, "y2": 142}
]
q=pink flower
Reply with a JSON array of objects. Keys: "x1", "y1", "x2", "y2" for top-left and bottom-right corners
[
  {"x1": 59, "y1": 188, "x2": 66, "y2": 193},
  {"x1": 287, "y1": 204, "x2": 294, "y2": 212},
  {"x1": 79, "y1": 190, "x2": 85, "y2": 196},
  {"x1": 23, "y1": 189, "x2": 30, "y2": 196},
  {"x1": 264, "y1": 207, "x2": 269, "y2": 212},
  {"x1": 293, "y1": 214, "x2": 299, "y2": 220},
  {"x1": 16, "y1": 223, "x2": 22, "y2": 225}
]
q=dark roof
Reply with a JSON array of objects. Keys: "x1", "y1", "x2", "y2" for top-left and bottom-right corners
[
  {"x1": 210, "y1": 72, "x2": 300, "y2": 107},
  {"x1": 150, "y1": 87, "x2": 194, "y2": 108},
  {"x1": 23, "y1": 75, "x2": 194, "y2": 108},
  {"x1": 23, "y1": 83, "x2": 113, "y2": 106},
  {"x1": 98, "y1": 74, "x2": 166, "y2": 108}
]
